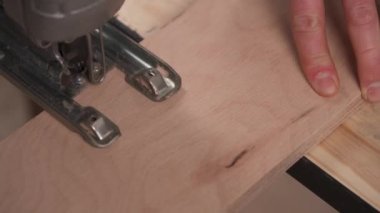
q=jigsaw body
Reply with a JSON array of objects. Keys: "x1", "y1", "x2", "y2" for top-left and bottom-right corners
[
  {"x1": 0, "y1": 0, "x2": 181, "y2": 147},
  {"x1": 3, "y1": 0, "x2": 125, "y2": 43}
]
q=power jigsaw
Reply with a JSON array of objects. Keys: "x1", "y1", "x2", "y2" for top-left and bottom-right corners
[{"x1": 0, "y1": 0, "x2": 181, "y2": 147}]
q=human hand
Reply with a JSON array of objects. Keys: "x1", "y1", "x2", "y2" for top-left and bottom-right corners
[{"x1": 290, "y1": 0, "x2": 380, "y2": 102}]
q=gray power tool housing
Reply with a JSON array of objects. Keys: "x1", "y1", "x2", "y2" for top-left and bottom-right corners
[{"x1": 3, "y1": 0, "x2": 125, "y2": 42}]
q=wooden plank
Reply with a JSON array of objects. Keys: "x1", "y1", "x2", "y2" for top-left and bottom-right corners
[
  {"x1": 307, "y1": 103, "x2": 380, "y2": 210},
  {"x1": 289, "y1": 157, "x2": 379, "y2": 212},
  {"x1": 117, "y1": 0, "x2": 195, "y2": 36},
  {"x1": 0, "y1": 0, "x2": 363, "y2": 212}
]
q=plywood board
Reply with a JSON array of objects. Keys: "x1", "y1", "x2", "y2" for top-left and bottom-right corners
[{"x1": 0, "y1": 0, "x2": 362, "y2": 212}]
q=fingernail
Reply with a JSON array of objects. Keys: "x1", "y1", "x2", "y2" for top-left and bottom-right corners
[
  {"x1": 312, "y1": 72, "x2": 338, "y2": 97},
  {"x1": 364, "y1": 82, "x2": 380, "y2": 102}
]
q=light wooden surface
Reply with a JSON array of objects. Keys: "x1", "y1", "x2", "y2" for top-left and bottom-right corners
[
  {"x1": 0, "y1": 0, "x2": 364, "y2": 212},
  {"x1": 307, "y1": 103, "x2": 380, "y2": 210},
  {"x1": 118, "y1": 0, "x2": 195, "y2": 36}
]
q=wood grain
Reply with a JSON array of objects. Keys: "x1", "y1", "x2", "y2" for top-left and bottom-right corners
[
  {"x1": 0, "y1": 0, "x2": 363, "y2": 212},
  {"x1": 307, "y1": 103, "x2": 380, "y2": 210}
]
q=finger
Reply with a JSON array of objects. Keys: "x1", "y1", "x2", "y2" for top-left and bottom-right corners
[
  {"x1": 291, "y1": 0, "x2": 339, "y2": 97},
  {"x1": 342, "y1": 0, "x2": 380, "y2": 102}
]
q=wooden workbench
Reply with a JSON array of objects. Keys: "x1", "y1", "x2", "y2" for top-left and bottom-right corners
[
  {"x1": 307, "y1": 103, "x2": 380, "y2": 210},
  {"x1": 0, "y1": 0, "x2": 378, "y2": 212}
]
